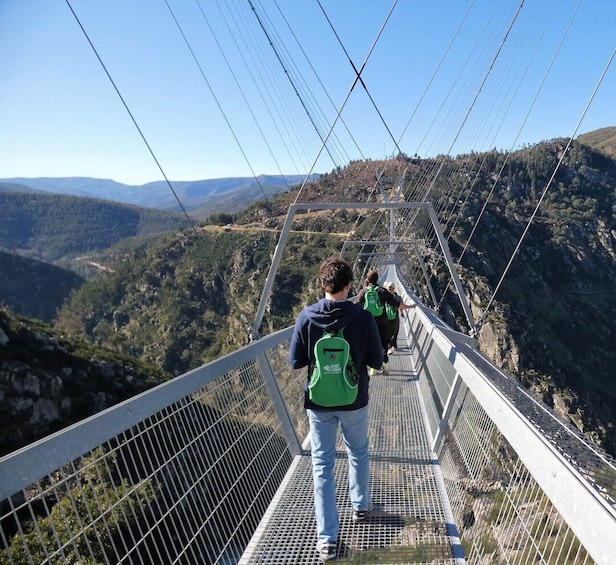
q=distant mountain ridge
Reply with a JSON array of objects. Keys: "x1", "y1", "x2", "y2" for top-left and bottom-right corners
[{"x1": 0, "y1": 174, "x2": 319, "y2": 219}]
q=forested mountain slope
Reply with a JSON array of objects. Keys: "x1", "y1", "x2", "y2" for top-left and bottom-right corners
[
  {"x1": 53, "y1": 136, "x2": 616, "y2": 455},
  {"x1": 577, "y1": 126, "x2": 616, "y2": 159},
  {"x1": 0, "y1": 251, "x2": 84, "y2": 323},
  {"x1": 0, "y1": 192, "x2": 191, "y2": 270}
]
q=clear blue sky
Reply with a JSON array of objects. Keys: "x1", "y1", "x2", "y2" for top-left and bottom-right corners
[{"x1": 1, "y1": 0, "x2": 614, "y2": 186}]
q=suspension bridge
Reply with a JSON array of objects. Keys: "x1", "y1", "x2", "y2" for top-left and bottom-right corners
[
  {"x1": 1, "y1": 1, "x2": 615, "y2": 563},
  {"x1": 1, "y1": 199, "x2": 614, "y2": 563}
]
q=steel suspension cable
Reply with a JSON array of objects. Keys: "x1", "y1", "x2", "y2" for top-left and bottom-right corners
[
  {"x1": 457, "y1": 0, "x2": 583, "y2": 266},
  {"x1": 65, "y1": 0, "x2": 195, "y2": 227},
  {"x1": 164, "y1": 0, "x2": 269, "y2": 201},
  {"x1": 476, "y1": 47, "x2": 615, "y2": 332},
  {"x1": 249, "y1": 1, "x2": 348, "y2": 166},
  {"x1": 220, "y1": 0, "x2": 316, "y2": 174},
  {"x1": 431, "y1": 0, "x2": 578, "y2": 314},
  {"x1": 420, "y1": 1, "x2": 525, "y2": 205},
  {"x1": 270, "y1": 0, "x2": 364, "y2": 162},
  {"x1": 193, "y1": 0, "x2": 297, "y2": 189},
  {"x1": 257, "y1": 5, "x2": 350, "y2": 168},
  {"x1": 247, "y1": 0, "x2": 340, "y2": 172},
  {"x1": 397, "y1": 2, "x2": 525, "y2": 262},
  {"x1": 286, "y1": 1, "x2": 398, "y2": 204},
  {"x1": 444, "y1": 0, "x2": 564, "y2": 242},
  {"x1": 396, "y1": 0, "x2": 476, "y2": 151},
  {"x1": 432, "y1": 0, "x2": 579, "y2": 311},
  {"x1": 400, "y1": 0, "x2": 505, "y2": 186},
  {"x1": 316, "y1": 0, "x2": 403, "y2": 158}
]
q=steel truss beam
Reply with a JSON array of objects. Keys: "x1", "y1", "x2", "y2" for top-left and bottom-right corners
[{"x1": 252, "y1": 202, "x2": 475, "y2": 338}]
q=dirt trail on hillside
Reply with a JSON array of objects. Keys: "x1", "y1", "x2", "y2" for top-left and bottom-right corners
[{"x1": 200, "y1": 224, "x2": 349, "y2": 237}]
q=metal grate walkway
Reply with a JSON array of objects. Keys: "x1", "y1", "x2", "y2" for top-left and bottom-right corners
[{"x1": 240, "y1": 331, "x2": 460, "y2": 564}]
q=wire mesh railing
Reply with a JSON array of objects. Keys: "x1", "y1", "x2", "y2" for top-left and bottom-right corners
[
  {"x1": 0, "y1": 328, "x2": 299, "y2": 565},
  {"x1": 399, "y1": 277, "x2": 616, "y2": 565}
]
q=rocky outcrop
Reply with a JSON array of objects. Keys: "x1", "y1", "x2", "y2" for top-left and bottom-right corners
[{"x1": 0, "y1": 309, "x2": 167, "y2": 457}]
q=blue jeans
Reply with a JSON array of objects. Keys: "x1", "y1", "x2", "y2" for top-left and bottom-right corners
[{"x1": 307, "y1": 405, "x2": 372, "y2": 544}]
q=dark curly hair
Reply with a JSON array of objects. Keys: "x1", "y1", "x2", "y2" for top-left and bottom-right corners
[{"x1": 319, "y1": 257, "x2": 353, "y2": 294}]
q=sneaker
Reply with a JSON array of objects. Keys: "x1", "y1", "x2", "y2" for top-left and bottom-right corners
[
  {"x1": 317, "y1": 541, "x2": 337, "y2": 561},
  {"x1": 369, "y1": 367, "x2": 377, "y2": 376},
  {"x1": 381, "y1": 363, "x2": 389, "y2": 376},
  {"x1": 387, "y1": 346, "x2": 395, "y2": 355},
  {"x1": 353, "y1": 502, "x2": 374, "y2": 522}
]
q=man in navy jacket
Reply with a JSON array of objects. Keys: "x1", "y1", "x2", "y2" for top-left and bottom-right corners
[{"x1": 289, "y1": 257, "x2": 382, "y2": 561}]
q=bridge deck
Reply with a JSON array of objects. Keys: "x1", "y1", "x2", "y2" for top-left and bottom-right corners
[{"x1": 240, "y1": 331, "x2": 460, "y2": 564}]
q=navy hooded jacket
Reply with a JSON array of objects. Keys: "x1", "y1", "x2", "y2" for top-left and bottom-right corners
[{"x1": 288, "y1": 297, "x2": 383, "y2": 410}]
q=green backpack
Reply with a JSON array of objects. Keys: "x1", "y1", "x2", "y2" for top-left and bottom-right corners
[
  {"x1": 308, "y1": 327, "x2": 359, "y2": 407},
  {"x1": 385, "y1": 300, "x2": 398, "y2": 320},
  {"x1": 363, "y1": 285, "x2": 383, "y2": 317}
]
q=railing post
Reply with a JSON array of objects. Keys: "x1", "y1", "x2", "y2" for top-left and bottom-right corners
[
  {"x1": 425, "y1": 203, "x2": 476, "y2": 332},
  {"x1": 257, "y1": 353, "x2": 302, "y2": 457},
  {"x1": 431, "y1": 372, "x2": 464, "y2": 454},
  {"x1": 252, "y1": 205, "x2": 297, "y2": 339}
]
